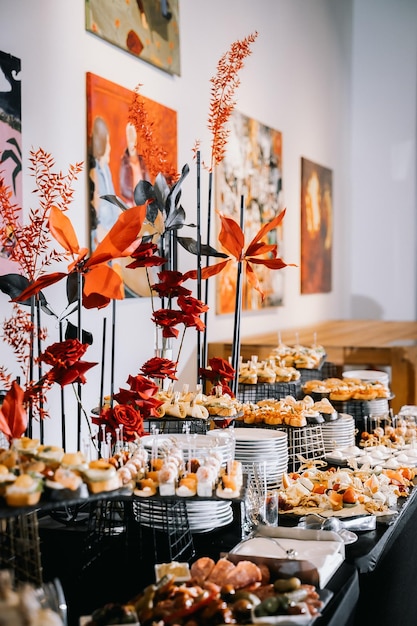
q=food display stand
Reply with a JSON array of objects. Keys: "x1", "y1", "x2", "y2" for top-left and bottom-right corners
[{"x1": 1, "y1": 475, "x2": 416, "y2": 626}]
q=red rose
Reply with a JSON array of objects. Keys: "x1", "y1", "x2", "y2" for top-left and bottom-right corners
[
  {"x1": 92, "y1": 404, "x2": 144, "y2": 442},
  {"x1": 45, "y1": 360, "x2": 97, "y2": 386},
  {"x1": 126, "y1": 242, "x2": 167, "y2": 269},
  {"x1": 152, "y1": 309, "x2": 187, "y2": 338},
  {"x1": 207, "y1": 357, "x2": 235, "y2": 381},
  {"x1": 151, "y1": 270, "x2": 192, "y2": 298},
  {"x1": 177, "y1": 295, "x2": 209, "y2": 316},
  {"x1": 140, "y1": 357, "x2": 178, "y2": 380},
  {"x1": 39, "y1": 339, "x2": 88, "y2": 367},
  {"x1": 126, "y1": 374, "x2": 160, "y2": 398}
]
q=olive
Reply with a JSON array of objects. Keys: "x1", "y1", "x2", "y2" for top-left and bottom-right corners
[
  {"x1": 234, "y1": 590, "x2": 261, "y2": 606},
  {"x1": 260, "y1": 595, "x2": 281, "y2": 615},
  {"x1": 274, "y1": 576, "x2": 302, "y2": 592},
  {"x1": 232, "y1": 598, "x2": 255, "y2": 622},
  {"x1": 220, "y1": 583, "x2": 236, "y2": 601}
]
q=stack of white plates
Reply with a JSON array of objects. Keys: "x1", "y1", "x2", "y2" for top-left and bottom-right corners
[
  {"x1": 140, "y1": 432, "x2": 234, "y2": 466},
  {"x1": 186, "y1": 500, "x2": 233, "y2": 533},
  {"x1": 321, "y1": 414, "x2": 356, "y2": 452},
  {"x1": 232, "y1": 427, "x2": 288, "y2": 488},
  {"x1": 343, "y1": 369, "x2": 390, "y2": 386},
  {"x1": 133, "y1": 498, "x2": 234, "y2": 533}
]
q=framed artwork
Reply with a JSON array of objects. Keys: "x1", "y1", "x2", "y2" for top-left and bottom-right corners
[
  {"x1": 86, "y1": 72, "x2": 177, "y2": 297},
  {"x1": 215, "y1": 110, "x2": 284, "y2": 314},
  {"x1": 0, "y1": 50, "x2": 22, "y2": 274},
  {"x1": 85, "y1": 0, "x2": 181, "y2": 76},
  {"x1": 300, "y1": 157, "x2": 333, "y2": 294}
]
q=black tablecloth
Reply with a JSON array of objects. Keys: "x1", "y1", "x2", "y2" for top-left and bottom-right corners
[{"x1": 25, "y1": 481, "x2": 417, "y2": 626}]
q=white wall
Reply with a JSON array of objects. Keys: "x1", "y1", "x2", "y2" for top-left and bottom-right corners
[
  {"x1": 350, "y1": 0, "x2": 417, "y2": 320},
  {"x1": 0, "y1": 0, "x2": 415, "y2": 449}
]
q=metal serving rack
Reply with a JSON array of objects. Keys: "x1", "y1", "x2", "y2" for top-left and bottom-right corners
[
  {"x1": 81, "y1": 498, "x2": 130, "y2": 573},
  {"x1": 0, "y1": 511, "x2": 43, "y2": 586},
  {"x1": 143, "y1": 417, "x2": 208, "y2": 435},
  {"x1": 285, "y1": 424, "x2": 326, "y2": 473},
  {"x1": 238, "y1": 381, "x2": 302, "y2": 403},
  {"x1": 130, "y1": 498, "x2": 195, "y2": 564}
]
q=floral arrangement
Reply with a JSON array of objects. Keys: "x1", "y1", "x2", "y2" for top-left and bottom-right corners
[{"x1": 0, "y1": 30, "x2": 293, "y2": 453}]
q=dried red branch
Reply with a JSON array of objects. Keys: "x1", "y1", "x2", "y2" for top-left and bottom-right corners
[
  {"x1": 208, "y1": 31, "x2": 258, "y2": 170},
  {"x1": 128, "y1": 85, "x2": 178, "y2": 184},
  {"x1": 1, "y1": 304, "x2": 47, "y2": 384},
  {"x1": 0, "y1": 148, "x2": 83, "y2": 281}
]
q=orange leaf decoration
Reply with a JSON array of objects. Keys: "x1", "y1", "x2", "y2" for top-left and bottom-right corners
[
  {"x1": 0, "y1": 381, "x2": 28, "y2": 443},
  {"x1": 246, "y1": 209, "x2": 286, "y2": 253},
  {"x1": 218, "y1": 214, "x2": 245, "y2": 260},
  {"x1": 12, "y1": 204, "x2": 147, "y2": 310},
  {"x1": 183, "y1": 259, "x2": 230, "y2": 282},
  {"x1": 49, "y1": 205, "x2": 82, "y2": 255},
  {"x1": 85, "y1": 204, "x2": 146, "y2": 268},
  {"x1": 11, "y1": 272, "x2": 68, "y2": 303},
  {"x1": 83, "y1": 265, "x2": 124, "y2": 309}
]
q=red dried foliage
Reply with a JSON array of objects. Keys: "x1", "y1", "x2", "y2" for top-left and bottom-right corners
[
  {"x1": 208, "y1": 32, "x2": 258, "y2": 170},
  {"x1": 0, "y1": 148, "x2": 83, "y2": 281},
  {"x1": 128, "y1": 85, "x2": 178, "y2": 184},
  {"x1": 0, "y1": 304, "x2": 47, "y2": 385}
]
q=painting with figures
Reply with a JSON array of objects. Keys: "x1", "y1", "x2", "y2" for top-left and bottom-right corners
[
  {"x1": 87, "y1": 72, "x2": 177, "y2": 298},
  {"x1": 215, "y1": 110, "x2": 284, "y2": 314}
]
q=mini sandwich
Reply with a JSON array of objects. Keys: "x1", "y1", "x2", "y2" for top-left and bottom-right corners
[
  {"x1": 36, "y1": 445, "x2": 65, "y2": 469},
  {"x1": 60, "y1": 451, "x2": 88, "y2": 474},
  {"x1": 5, "y1": 473, "x2": 43, "y2": 507},
  {"x1": 83, "y1": 459, "x2": 121, "y2": 494},
  {"x1": 13, "y1": 436, "x2": 40, "y2": 458},
  {"x1": 44, "y1": 467, "x2": 84, "y2": 500}
]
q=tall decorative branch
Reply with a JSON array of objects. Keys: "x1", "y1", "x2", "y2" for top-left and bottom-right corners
[
  {"x1": 201, "y1": 31, "x2": 258, "y2": 371},
  {"x1": 231, "y1": 196, "x2": 245, "y2": 395}
]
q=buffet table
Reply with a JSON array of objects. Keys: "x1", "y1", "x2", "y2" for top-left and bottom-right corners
[
  {"x1": 3, "y1": 476, "x2": 417, "y2": 625},
  {"x1": 208, "y1": 319, "x2": 417, "y2": 413}
]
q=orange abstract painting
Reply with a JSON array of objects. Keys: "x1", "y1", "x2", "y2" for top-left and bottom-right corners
[
  {"x1": 300, "y1": 157, "x2": 333, "y2": 294},
  {"x1": 85, "y1": 0, "x2": 181, "y2": 76}
]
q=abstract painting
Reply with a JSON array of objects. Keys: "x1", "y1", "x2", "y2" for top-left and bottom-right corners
[
  {"x1": 85, "y1": 0, "x2": 181, "y2": 76},
  {"x1": 300, "y1": 157, "x2": 333, "y2": 294},
  {"x1": 87, "y1": 72, "x2": 177, "y2": 297},
  {"x1": 215, "y1": 110, "x2": 284, "y2": 314},
  {"x1": 0, "y1": 50, "x2": 22, "y2": 274}
]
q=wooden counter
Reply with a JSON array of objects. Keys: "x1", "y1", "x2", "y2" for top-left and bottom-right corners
[{"x1": 208, "y1": 319, "x2": 417, "y2": 414}]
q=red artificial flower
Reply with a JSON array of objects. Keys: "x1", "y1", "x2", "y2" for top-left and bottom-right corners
[
  {"x1": 125, "y1": 374, "x2": 160, "y2": 399},
  {"x1": 0, "y1": 380, "x2": 28, "y2": 443},
  {"x1": 140, "y1": 357, "x2": 178, "y2": 380},
  {"x1": 111, "y1": 389, "x2": 163, "y2": 418},
  {"x1": 151, "y1": 270, "x2": 192, "y2": 299},
  {"x1": 152, "y1": 309, "x2": 187, "y2": 338},
  {"x1": 125, "y1": 241, "x2": 167, "y2": 269},
  {"x1": 92, "y1": 404, "x2": 145, "y2": 443},
  {"x1": 44, "y1": 360, "x2": 97, "y2": 386},
  {"x1": 38, "y1": 339, "x2": 88, "y2": 367},
  {"x1": 177, "y1": 295, "x2": 209, "y2": 316},
  {"x1": 199, "y1": 357, "x2": 235, "y2": 383},
  {"x1": 182, "y1": 312, "x2": 206, "y2": 332}
]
